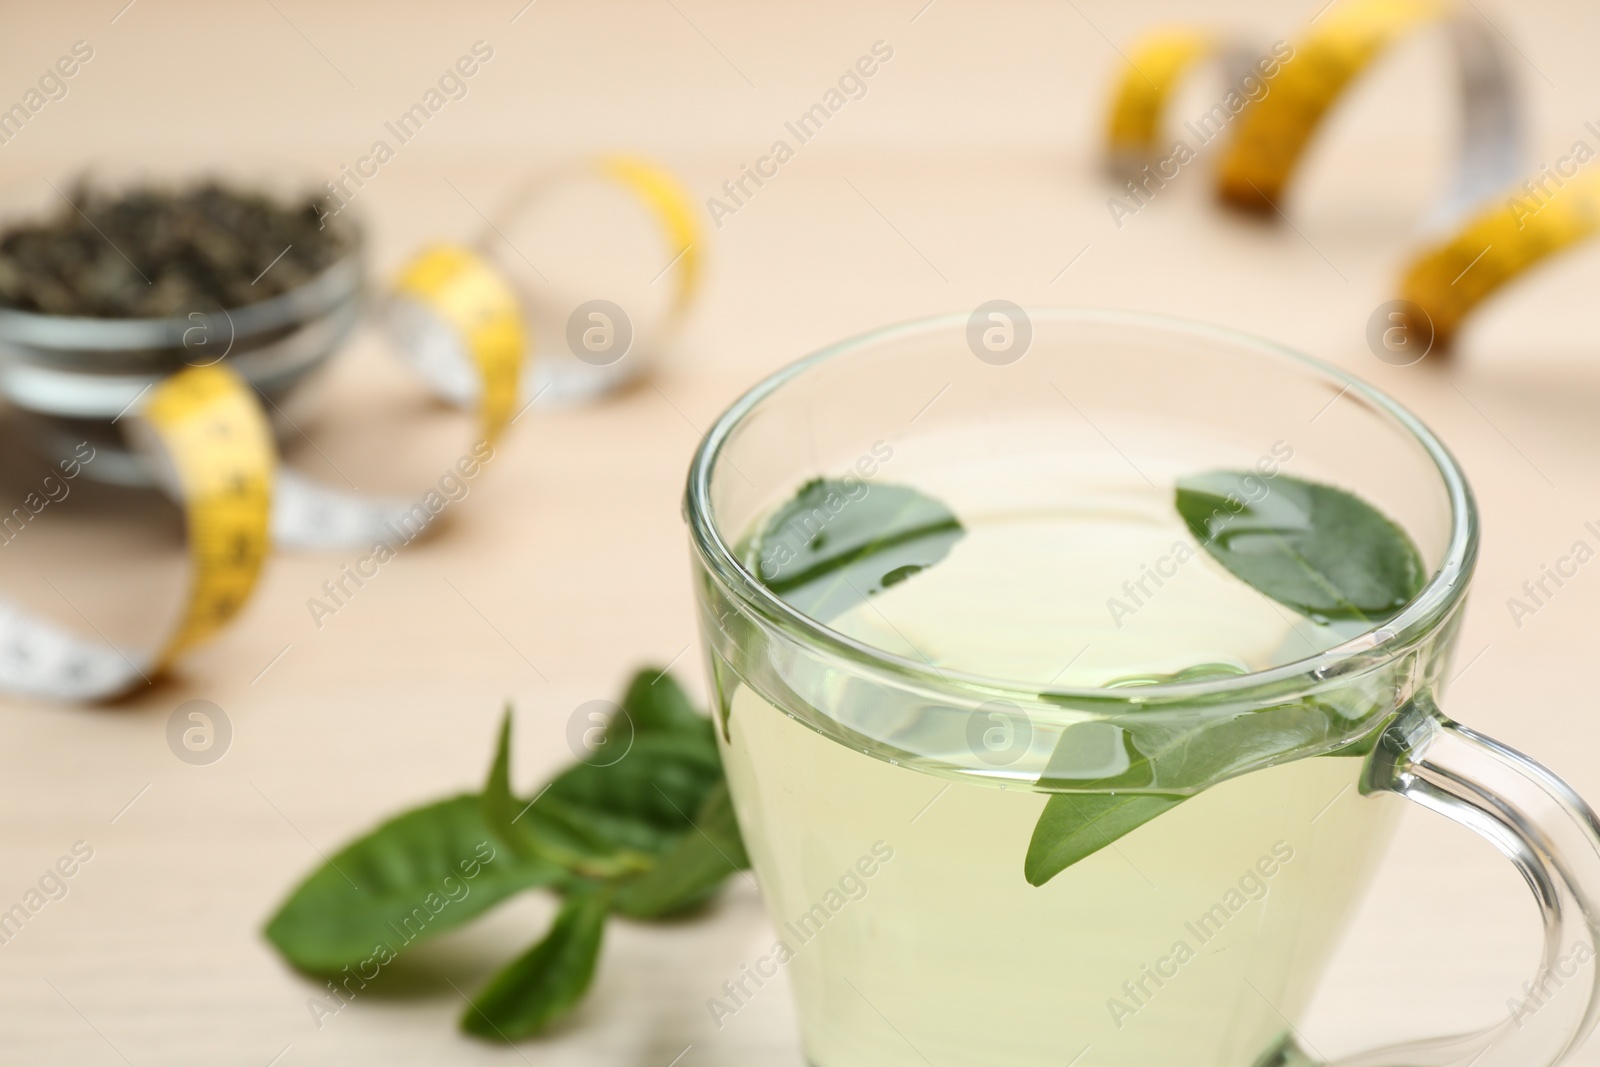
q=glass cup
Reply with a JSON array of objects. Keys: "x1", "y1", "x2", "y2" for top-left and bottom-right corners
[{"x1": 684, "y1": 309, "x2": 1600, "y2": 1067}]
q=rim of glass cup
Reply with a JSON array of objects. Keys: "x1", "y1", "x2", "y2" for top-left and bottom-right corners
[{"x1": 685, "y1": 308, "x2": 1479, "y2": 709}]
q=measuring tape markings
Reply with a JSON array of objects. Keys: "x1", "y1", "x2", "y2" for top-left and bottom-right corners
[
  {"x1": 393, "y1": 242, "x2": 524, "y2": 441},
  {"x1": 593, "y1": 154, "x2": 701, "y2": 326},
  {"x1": 1108, "y1": 0, "x2": 1522, "y2": 229},
  {"x1": 272, "y1": 233, "x2": 528, "y2": 552},
  {"x1": 0, "y1": 154, "x2": 705, "y2": 701},
  {"x1": 144, "y1": 365, "x2": 276, "y2": 663},
  {"x1": 0, "y1": 363, "x2": 273, "y2": 701},
  {"x1": 292, "y1": 155, "x2": 706, "y2": 622},
  {"x1": 1400, "y1": 172, "x2": 1600, "y2": 350},
  {"x1": 1104, "y1": 33, "x2": 1296, "y2": 229},
  {"x1": 410, "y1": 153, "x2": 702, "y2": 407},
  {"x1": 1106, "y1": 29, "x2": 1226, "y2": 167},
  {"x1": 1218, "y1": 0, "x2": 1451, "y2": 210}
]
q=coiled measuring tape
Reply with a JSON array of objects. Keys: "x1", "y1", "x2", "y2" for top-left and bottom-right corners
[
  {"x1": 387, "y1": 153, "x2": 701, "y2": 408},
  {"x1": 0, "y1": 364, "x2": 272, "y2": 702},
  {"x1": 272, "y1": 242, "x2": 526, "y2": 551},
  {"x1": 0, "y1": 268, "x2": 518, "y2": 700},
  {"x1": 1397, "y1": 171, "x2": 1600, "y2": 351},
  {"x1": 1106, "y1": 0, "x2": 1522, "y2": 229},
  {"x1": 286, "y1": 153, "x2": 699, "y2": 546},
  {"x1": 0, "y1": 154, "x2": 702, "y2": 702},
  {"x1": 1106, "y1": 29, "x2": 1234, "y2": 174}
]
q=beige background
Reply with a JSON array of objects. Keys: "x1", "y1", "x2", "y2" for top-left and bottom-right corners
[{"x1": 2, "y1": 0, "x2": 1600, "y2": 1063}]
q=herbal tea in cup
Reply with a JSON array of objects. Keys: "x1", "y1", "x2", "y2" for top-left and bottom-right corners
[{"x1": 685, "y1": 311, "x2": 1600, "y2": 1067}]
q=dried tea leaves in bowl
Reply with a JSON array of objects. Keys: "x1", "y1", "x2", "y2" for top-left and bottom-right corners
[{"x1": 0, "y1": 180, "x2": 350, "y2": 318}]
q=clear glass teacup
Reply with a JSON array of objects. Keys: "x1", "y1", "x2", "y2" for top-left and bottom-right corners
[{"x1": 684, "y1": 310, "x2": 1600, "y2": 1067}]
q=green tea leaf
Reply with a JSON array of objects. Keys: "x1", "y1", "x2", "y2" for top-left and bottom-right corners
[
  {"x1": 753, "y1": 478, "x2": 965, "y2": 622},
  {"x1": 483, "y1": 707, "x2": 533, "y2": 860},
  {"x1": 267, "y1": 669, "x2": 747, "y2": 1041},
  {"x1": 482, "y1": 706, "x2": 727, "y2": 878},
  {"x1": 478, "y1": 708, "x2": 628, "y2": 874},
  {"x1": 614, "y1": 780, "x2": 750, "y2": 919},
  {"x1": 541, "y1": 734, "x2": 725, "y2": 848},
  {"x1": 459, "y1": 886, "x2": 612, "y2": 1040},
  {"x1": 1025, "y1": 793, "x2": 1185, "y2": 887},
  {"x1": 620, "y1": 667, "x2": 716, "y2": 741},
  {"x1": 1022, "y1": 472, "x2": 1417, "y2": 885},
  {"x1": 264, "y1": 794, "x2": 565, "y2": 973},
  {"x1": 1025, "y1": 687, "x2": 1363, "y2": 885},
  {"x1": 1121, "y1": 702, "x2": 1344, "y2": 789},
  {"x1": 1175, "y1": 471, "x2": 1425, "y2": 622}
]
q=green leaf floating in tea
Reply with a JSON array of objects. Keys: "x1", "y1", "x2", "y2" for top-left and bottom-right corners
[
  {"x1": 1174, "y1": 471, "x2": 1426, "y2": 622},
  {"x1": 1026, "y1": 471, "x2": 1426, "y2": 885},
  {"x1": 753, "y1": 478, "x2": 965, "y2": 622},
  {"x1": 747, "y1": 471, "x2": 1424, "y2": 887},
  {"x1": 1025, "y1": 682, "x2": 1352, "y2": 886},
  {"x1": 1026, "y1": 793, "x2": 1186, "y2": 887}
]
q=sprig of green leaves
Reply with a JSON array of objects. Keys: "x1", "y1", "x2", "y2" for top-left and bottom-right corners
[{"x1": 263, "y1": 668, "x2": 748, "y2": 1041}]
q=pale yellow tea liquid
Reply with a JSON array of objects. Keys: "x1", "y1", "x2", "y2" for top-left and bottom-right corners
[{"x1": 714, "y1": 444, "x2": 1402, "y2": 1067}]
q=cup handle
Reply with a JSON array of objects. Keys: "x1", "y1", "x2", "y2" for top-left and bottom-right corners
[{"x1": 1261, "y1": 694, "x2": 1600, "y2": 1067}]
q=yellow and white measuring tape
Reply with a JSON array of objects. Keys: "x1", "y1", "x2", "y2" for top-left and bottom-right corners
[
  {"x1": 0, "y1": 291, "x2": 513, "y2": 701},
  {"x1": 270, "y1": 240, "x2": 526, "y2": 551},
  {"x1": 0, "y1": 365, "x2": 273, "y2": 701},
  {"x1": 1106, "y1": 0, "x2": 1522, "y2": 229},
  {"x1": 0, "y1": 154, "x2": 703, "y2": 701},
  {"x1": 1397, "y1": 171, "x2": 1600, "y2": 351},
  {"x1": 387, "y1": 153, "x2": 701, "y2": 409},
  {"x1": 287, "y1": 153, "x2": 700, "y2": 549}
]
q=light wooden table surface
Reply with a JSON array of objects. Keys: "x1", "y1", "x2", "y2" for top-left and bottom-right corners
[{"x1": 3, "y1": 0, "x2": 1600, "y2": 1063}]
